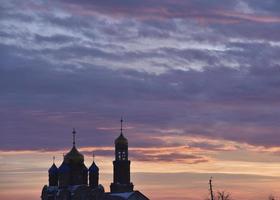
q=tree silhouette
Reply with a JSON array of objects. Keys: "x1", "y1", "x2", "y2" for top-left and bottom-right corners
[
  {"x1": 207, "y1": 177, "x2": 232, "y2": 200},
  {"x1": 217, "y1": 191, "x2": 231, "y2": 200},
  {"x1": 268, "y1": 195, "x2": 276, "y2": 200}
]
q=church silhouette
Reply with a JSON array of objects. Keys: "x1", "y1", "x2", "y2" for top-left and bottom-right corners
[{"x1": 41, "y1": 119, "x2": 149, "y2": 200}]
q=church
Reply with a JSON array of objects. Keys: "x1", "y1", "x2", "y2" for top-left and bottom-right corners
[{"x1": 41, "y1": 119, "x2": 149, "y2": 200}]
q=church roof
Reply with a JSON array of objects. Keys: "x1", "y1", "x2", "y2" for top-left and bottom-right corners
[
  {"x1": 89, "y1": 161, "x2": 99, "y2": 173},
  {"x1": 62, "y1": 129, "x2": 85, "y2": 164},
  {"x1": 115, "y1": 118, "x2": 128, "y2": 146},
  {"x1": 58, "y1": 161, "x2": 70, "y2": 173},
  {"x1": 64, "y1": 146, "x2": 84, "y2": 164},
  {"x1": 110, "y1": 192, "x2": 134, "y2": 199},
  {"x1": 82, "y1": 163, "x2": 88, "y2": 171},
  {"x1": 106, "y1": 191, "x2": 149, "y2": 200},
  {"x1": 48, "y1": 163, "x2": 58, "y2": 174},
  {"x1": 115, "y1": 133, "x2": 128, "y2": 146}
]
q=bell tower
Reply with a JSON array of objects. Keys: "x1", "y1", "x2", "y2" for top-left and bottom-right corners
[{"x1": 110, "y1": 117, "x2": 134, "y2": 193}]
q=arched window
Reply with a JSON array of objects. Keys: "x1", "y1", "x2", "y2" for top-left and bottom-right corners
[
  {"x1": 118, "y1": 151, "x2": 121, "y2": 160},
  {"x1": 122, "y1": 151, "x2": 126, "y2": 160}
]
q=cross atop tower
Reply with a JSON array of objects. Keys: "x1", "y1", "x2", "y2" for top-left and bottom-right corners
[
  {"x1": 72, "y1": 128, "x2": 76, "y2": 146},
  {"x1": 120, "y1": 117, "x2": 124, "y2": 134}
]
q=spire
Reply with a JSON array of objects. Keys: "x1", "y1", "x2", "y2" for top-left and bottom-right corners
[
  {"x1": 72, "y1": 128, "x2": 76, "y2": 147},
  {"x1": 89, "y1": 151, "x2": 99, "y2": 188},
  {"x1": 53, "y1": 156, "x2": 55, "y2": 164},
  {"x1": 48, "y1": 156, "x2": 58, "y2": 186},
  {"x1": 49, "y1": 156, "x2": 58, "y2": 175},
  {"x1": 115, "y1": 117, "x2": 128, "y2": 145},
  {"x1": 120, "y1": 117, "x2": 124, "y2": 135},
  {"x1": 89, "y1": 151, "x2": 99, "y2": 173}
]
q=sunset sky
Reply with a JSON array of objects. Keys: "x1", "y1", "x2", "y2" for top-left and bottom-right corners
[{"x1": 1, "y1": 1, "x2": 280, "y2": 200}]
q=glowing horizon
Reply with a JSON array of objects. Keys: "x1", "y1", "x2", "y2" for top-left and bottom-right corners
[{"x1": 2, "y1": 135, "x2": 280, "y2": 199}]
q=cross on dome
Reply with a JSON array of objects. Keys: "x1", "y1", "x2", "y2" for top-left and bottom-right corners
[{"x1": 72, "y1": 128, "x2": 76, "y2": 146}]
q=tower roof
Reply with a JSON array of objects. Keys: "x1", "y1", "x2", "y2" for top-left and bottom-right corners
[
  {"x1": 115, "y1": 117, "x2": 128, "y2": 145},
  {"x1": 48, "y1": 163, "x2": 58, "y2": 174},
  {"x1": 48, "y1": 156, "x2": 58, "y2": 174},
  {"x1": 89, "y1": 152, "x2": 99, "y2": 173},
  {"x1": 115, "y1": 133, "x2": 128, "y2": 145},
  {"x1": 64, "y1": 129, "x2": 84, "y2": 164},
  {"x1": 89, "y1": 161, "x2": 99, "y2": 173}
]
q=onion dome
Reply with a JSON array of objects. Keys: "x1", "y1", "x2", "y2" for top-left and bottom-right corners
[
  {"x1": 58, "y1": 161, "x2": 70, "y2": 173},
  {"x1": 64, "y1": 146, "x2": 84, "y2": 164},
  {"x1": 115, "y1": 117, "x2": 128, "y2": 146},
  {"x1": 64, "y1": 128, "x2": 84, "y2": 164},
  {"x1": 48, "y1": 163, "x2": 58, "y2": 175},
  {"x1": 89, "y1": 153, "x2": 99, "y2": 173},
  {"x1": 115, "y1": 133, "x2": 128, "y2": 146},
  {"x1": 89, "y1": 161, "x2": 99, "y2": 173}
]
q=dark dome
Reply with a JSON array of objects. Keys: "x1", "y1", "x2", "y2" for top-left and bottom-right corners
[
  {"x1": 115, "y1": 133, "x2": 128, "y2": 146},
  {"x1": 64, "y1": 146, "x2": 84, "y2": 164},
  {"x1": 58, "y1": 161, "x2": 70, "y2": 173},
  {"x1": 89, "y1": 161, "x2": 99, "y2": 173},
  {"x1": 48, "y1": 164, "x2": 58, "y2": 174},
  {"x1": 82, "y1": 163, "x2": 88, "y2": 172}
]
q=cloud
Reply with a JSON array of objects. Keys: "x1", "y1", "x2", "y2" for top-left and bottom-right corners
[
  {"x1": 130, "y1": 152, "x2": 208, "y2": 164},
  {"x1": 0, "y1": 144, "x2": 210, "y2": 165},
  {"x1": 1, "y1": 62, "x2": 280, "y2": 150},
  {"x1": 2, "y1": 2, "x2": 280, "y2": 200},
  {"x1": 53, "y1": 0, "x2": 280, "y2": 24},
  {"x1": 1, "y1": 0, "x2": 280, "y2": 152},
  {"x1": 81, "y1": 147, "x2": 209, "y2": 164}
]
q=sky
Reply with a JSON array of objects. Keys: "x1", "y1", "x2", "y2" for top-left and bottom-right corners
[{"x1": 1, "y1": 0, "x2": 280, "y2": 199}]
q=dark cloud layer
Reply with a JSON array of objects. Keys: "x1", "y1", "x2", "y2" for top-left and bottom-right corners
[{"x1": 1, "y1": 0, "x2": 280, "y2": 153}]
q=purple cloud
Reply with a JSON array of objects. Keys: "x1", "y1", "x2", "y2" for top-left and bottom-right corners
[{"x1": 0, "y1": 0, "x2": 280, "y2": 153}]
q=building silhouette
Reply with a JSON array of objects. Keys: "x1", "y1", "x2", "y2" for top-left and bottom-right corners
[
  {"x1": 110, "y1": 118, "x2": 134, "y2": 193},
  {"x1": 41, "y1": 120, "x2": 149, "y2": 200}
]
